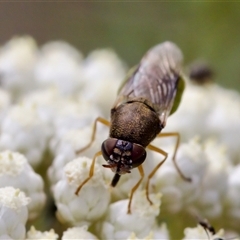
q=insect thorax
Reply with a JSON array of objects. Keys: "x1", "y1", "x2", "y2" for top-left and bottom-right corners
[{"x1": 110, "y1": 100, "x2": 162, "y2": 147}]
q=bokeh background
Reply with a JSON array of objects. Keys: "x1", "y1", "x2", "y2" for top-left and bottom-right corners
[{"x1": 0, "y1": 2, "x2": 239, "y2": 92}]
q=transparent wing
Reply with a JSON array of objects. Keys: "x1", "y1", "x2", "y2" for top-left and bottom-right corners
[{"x1": 116, "y1": 41, "x2": 184, "y2": 126}]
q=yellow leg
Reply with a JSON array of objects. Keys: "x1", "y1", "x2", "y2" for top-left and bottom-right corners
[
  {"x1": 145, "y1": 144, "x2": 168, "y2": 205},
  {"x1": 75, "y1": 151, "x2": 102, "y2": 195},
  {"x1": 127, "y1": 165, "x2": 144, "y2": 214},
  {"x1": 76, "y1": 117, "x2": 110, "y2": 155},
  {"x1": 156, "y1": 132, "x2": 191, "y2": 182}
]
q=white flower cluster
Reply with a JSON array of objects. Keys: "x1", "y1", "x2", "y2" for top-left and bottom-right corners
[
  {"x1": 0, "y1": 151, "x2": 45, "y2": 220},
  {"x1": 0, "y1": 36, "x2": 239, "y2": 239},
  {"x1": 26, "y1": 226, "x2": 58, "y2": 240},
  {"x1": 0, "y1": 187, "x2": 30, "y2": 239}
]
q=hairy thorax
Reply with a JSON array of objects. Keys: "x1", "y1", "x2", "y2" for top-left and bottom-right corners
[{"x1": 110, "y1": 100, "x2": 162, "y2": 147}]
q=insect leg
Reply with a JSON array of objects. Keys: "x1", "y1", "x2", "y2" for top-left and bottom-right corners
[
  {"x1": 156, "y1": 132, "x2": 191, "y2": 181},
  {"x1": 76, "y1": 117, "x2": 110, "y2": 154},
  {"x1": 127, "y1": 164, "x2": 144, "y2": 214},
  {"x1": 75, "y1": 150, "x2": 102, "y2": 195},
  {"x1": 146, "y1": 144, "x2": 168, "y2": 204}
]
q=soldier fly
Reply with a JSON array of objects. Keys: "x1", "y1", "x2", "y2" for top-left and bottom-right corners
[{"x1": 75, "y1": 41, "x2": 191, "y2": 213}]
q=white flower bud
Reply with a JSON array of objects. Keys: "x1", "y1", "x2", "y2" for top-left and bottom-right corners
[
  {"x1": 0, "y1": 151, "x2": 46, "y2": 220},
  {"x1": 99, "y1": 191, "x2": 161, "y2": 239},
  {"x1": 21, "y1": 87, "x2": 63, "y2": 124},
  {"x1": 81, "y1": 49, "x2": 126, "y2": 117},
  {"x1": 48, "y1": 125, "x2": 108, "y2": 189},
  {"x1": 53, "y1": 157, "x2": 110, "y2": 226},
  {"x1": 62, "y1": 226, "x2": 98, "y2": 239},
  {"x1": 167, "y1": 82, "x2": 213, "y2": 141},
  {"x1": 194, "y1": 139, "x2": 230, "y2": 218},
  {"x1": 127, "y1": 232, "x2": 154, "y2": 240},
  {"x1": 0, "y1": 89, "x2": 11, "y2": 125},
  {"x1": 34, "y1": 41, "x2": 83, "y2": 96},
  {"x1": 153, "y1": 137, "x2": 208, "y2": 213},
  {"x1": 126, "y1": 223, "x2": 169, "y2": 240},
  {"x1": 168, "y1": 81, "x2": 240, "y2": 164},
  {"x1": 51, "y1": 99, "x2": 102, "y2": 141},
  {"x1": 0, "y1": 187, "x2": 30, "y2": 239},
  {"x1": 225, "y1": 165, "x2": 240, "y2": 225},
  {"x1": 0, "y1": 36, "x2": 37, "y2": 98},
  {"x1": 0, "y1": 235, "x2": 13, "y2": 239},
  {"x1": 206, "y1": 85, "x2": 240, "y2": 162},
  {"x1": 26, "y1": 226, "x2": 58, "y2": 239},
  {"x1": 0, "y1": 103, "x2": 51, "y2": 168}
]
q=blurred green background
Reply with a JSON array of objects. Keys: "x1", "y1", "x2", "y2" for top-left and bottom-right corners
[{"x1": 1, "y1": 2, "x2": 239, "y2": 92}]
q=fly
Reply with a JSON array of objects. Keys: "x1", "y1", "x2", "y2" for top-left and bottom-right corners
[{"x1": 75, "y1": 41, "x2": 191, "y2": 213}]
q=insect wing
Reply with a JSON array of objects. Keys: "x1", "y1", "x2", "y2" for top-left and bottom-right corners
[
  {"x1": 116, "y1": 42, "x2": 184, "y2": 126},
  {"x1": 169, "y1": 75, "x2": 185, "y2": 115}
]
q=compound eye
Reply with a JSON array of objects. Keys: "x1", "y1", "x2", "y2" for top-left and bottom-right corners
[
  {"x1": 131, "y1": 144, "x2": 146, "y2": 168},
  {"x1": 101, "y1": 138, "x2": 118, "y2": 160}
]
